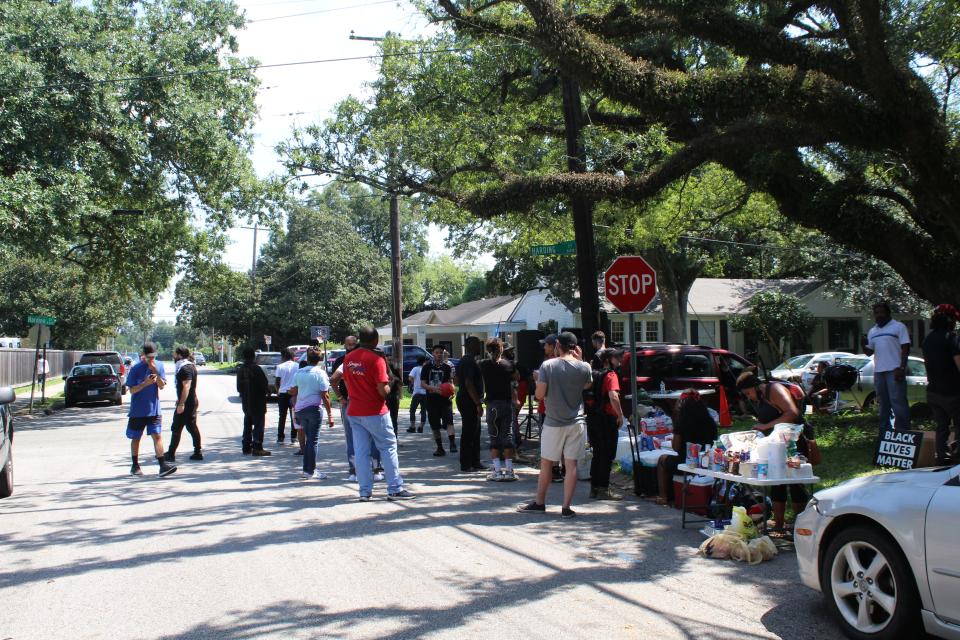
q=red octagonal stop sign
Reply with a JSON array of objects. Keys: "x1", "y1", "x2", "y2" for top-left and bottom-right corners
[{"x1": 604, "y1": 256, "x2": 658, "y2": 313}]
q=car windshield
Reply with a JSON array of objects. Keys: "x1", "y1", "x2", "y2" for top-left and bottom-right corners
[
  {"x1": 80, "y1": 354, "x2": 120, "y2": 365},
  {"x1": 255, "y1": 353, "x2": 282, "y2": 366},
  {"x1": 838, "y1": 357, "x2": 870, "y2": 370},
  {"x1": 72, "y1": 365, "x2": 114, "y2": 377},
  {"x1": 774, "y1": 355, "x2": 812, "y2": 370}
]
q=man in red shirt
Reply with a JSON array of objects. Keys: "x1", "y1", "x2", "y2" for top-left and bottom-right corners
[
  {"x1": 342, "y1": 327, "x2": 415, "y2": 501},
  {"x1": 587, "y1": 348, "x2": 627, "y2": 501}
]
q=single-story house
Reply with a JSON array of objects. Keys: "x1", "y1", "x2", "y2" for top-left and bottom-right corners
[
  {"x1": 590, "y1": 278, "x2": 925, "y2": 363},
  {"x1": 378, "y1": 287, "x2": 576, "y2": 356}
]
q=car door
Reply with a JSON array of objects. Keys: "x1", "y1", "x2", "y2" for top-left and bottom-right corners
[
  {"x1": 905, "y1": 359, "x2": 927, "y2": 406},
  {"x1": 925, "y1": 474, "x2": 960, "y2": 624}
]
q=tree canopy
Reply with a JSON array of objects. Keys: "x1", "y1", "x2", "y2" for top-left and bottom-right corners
[{"x1": 283, "y1": 0, "x2": 960, "y2": 311}]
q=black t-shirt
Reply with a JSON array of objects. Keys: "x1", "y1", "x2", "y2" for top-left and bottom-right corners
[
  {"x1": 333, "y1": 351, "x2": 351, "y2": 399},
  {"x1": 923, "y1": 330, "x2": 960, "y2": 396},
  {"x1": 237, "y1": 363, "x2": 269, "y2": 411},
  {"x1": 456, "y1": 354, "x2": 484, "y2": 399},
  {"x1": 481, "y1": 358, "x2": 515, "y2": 402},
  {"x1": 176, "y1": 362, "x2": 198, "y2": 407},
  {"x1": 421, "y1": 360, "x2": 452, "y2": 396}
]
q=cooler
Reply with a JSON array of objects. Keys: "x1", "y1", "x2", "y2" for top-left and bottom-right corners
[
  {"x1": 672, "y1": 474, "x2": 714, "y2": 515},
  {"x1": 636, "y1": 450, "x2": 676, "y2": 497}
]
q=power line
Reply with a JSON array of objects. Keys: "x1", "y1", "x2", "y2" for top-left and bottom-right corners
[
  {"x1": 15, "y1": 46, "x2": 495, "y2": 93},
  {"x1": 247, "y1": 0, "x2": 398, "y2": 22}
]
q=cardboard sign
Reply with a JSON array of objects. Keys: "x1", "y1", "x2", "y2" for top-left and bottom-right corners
[{"x1": 874, "y1": 427, "x2": 924, "y2": 469}]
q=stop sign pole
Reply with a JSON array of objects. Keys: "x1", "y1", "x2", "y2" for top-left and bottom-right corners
[{"x1": 604, "y1": 257, "x2": 658, "y2": 463}]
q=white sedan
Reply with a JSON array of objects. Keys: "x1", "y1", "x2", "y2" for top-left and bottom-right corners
[
  {"x1": 795, "y1": 465, "x2": 960, "y2": 639},
  {"x1": 771, "y1": 352, "x2": 853, "y2": 389}
]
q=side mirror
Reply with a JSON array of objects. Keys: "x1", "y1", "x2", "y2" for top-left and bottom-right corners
[{"x1": 0, "y1": 386, "x2": 15, "y2": 405}]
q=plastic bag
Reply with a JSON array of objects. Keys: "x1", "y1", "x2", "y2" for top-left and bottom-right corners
[
  {"x1": 772, "y1": 423, "x2": 804, "y2": 442},
  {"x1": 698, "y1": 532, "x2": 749, "y2": 560},
  {"x1": 747, "y1": 536, "x2": 779, "y2": 564},
  {"x1": 724, "y1": 506, "x2": 759, "y2": 540}
]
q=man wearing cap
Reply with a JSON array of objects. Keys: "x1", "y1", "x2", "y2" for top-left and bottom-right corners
[
  {"x1": 518, "y1": 332, "x2": 593, "y2": 517},
  {"x1": 125, "y1": 342, "x2": 177, "y2": 477},
  {"x1": 456, "y1": 336, "x2": 485, "y2": 472}
]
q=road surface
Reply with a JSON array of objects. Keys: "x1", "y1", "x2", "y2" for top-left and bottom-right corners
[{"x1": 0, "y1": 366, "x2": 845, "y2": 639}]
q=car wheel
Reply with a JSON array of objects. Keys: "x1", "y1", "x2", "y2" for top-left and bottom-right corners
[
  {"x1": 820, "y1": 525, "x2": 919, "y2": 640},
  {"x1": 862, "y1": 394, "x2": 876, "y2": 411},
  {"x1": 113, "y1": 396, "x2": 122, "y2": 406},
  {"x1": 0, "y1": 450, "x2": 13, "y2": 499}
]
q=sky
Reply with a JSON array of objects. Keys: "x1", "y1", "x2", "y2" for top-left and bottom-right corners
[{"x1": 153, "y1": 0, "x2": 466, "y2": 321}]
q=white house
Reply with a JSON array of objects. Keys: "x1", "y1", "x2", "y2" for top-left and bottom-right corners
[
  {"x1": 378, "y1": 287, "x2": 576, "y2": 356},
  {"x1": 594, "y1": 278, "x2": 925, "y2": 362}
]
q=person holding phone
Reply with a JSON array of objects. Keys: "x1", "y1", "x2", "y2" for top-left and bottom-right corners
[{"x1": 125, "y1": 342, "x2": 177, "y2": 477}]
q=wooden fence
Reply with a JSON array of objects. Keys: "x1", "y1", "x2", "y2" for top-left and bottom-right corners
[{"x1": 0, "y1": 348, "x2": 88, "y2": 388}]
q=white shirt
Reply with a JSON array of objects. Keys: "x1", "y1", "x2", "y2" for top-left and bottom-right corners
[
  {"x1": 275, "y1": 359, "x2": 300, "y2": 393},
  {"x1": 867, "y1": 319, "x2": 911, "y2": 373},
  {"x1": 409, "y1": 365, "x2": 426, "y2": 395},
  {"x1": 36, "y1": 359, "x2": 49, "y2": 375}
]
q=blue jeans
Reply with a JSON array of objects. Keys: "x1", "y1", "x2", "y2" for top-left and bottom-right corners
[
  {"x1": 351, "y1": 413, "x2": 403, "y2": 496},
  {"x1": 341, "y1": 399, "x2": 380, "y2": 475},
  {"x1": 296, "y1": 406, "x2": 326, "y2": 475},
  {"x1": 874, "y1": 370, "x2": 911, "y2": 431}
]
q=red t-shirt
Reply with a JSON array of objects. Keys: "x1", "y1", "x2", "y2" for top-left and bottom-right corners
[
  {"x1": 601, "y1": 371, "x2": 620, "y2": 418},
  {"x1": 344, "y1": 347, "x2": 389, "y2": 417}
]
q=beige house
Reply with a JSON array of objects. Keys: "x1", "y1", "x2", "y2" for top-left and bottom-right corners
[
  {"x1": 594, "y1": 278, "x2": 925, "y2": 362},
  {"x1": 378, "y1": 287, "x2": 576, "y2": 356}
]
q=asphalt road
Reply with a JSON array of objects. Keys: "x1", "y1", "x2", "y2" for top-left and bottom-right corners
[{"x1": 0, "y1": 365, "x2": 846, "y2": 640}]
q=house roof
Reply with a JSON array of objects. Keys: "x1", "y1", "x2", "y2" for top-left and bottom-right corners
[
  {"x1": 600, "y1": 278, "x2": 822, "y2": 315},
  {"x1": 378, "y1": 294, "x2": 524, "y2": 334}
]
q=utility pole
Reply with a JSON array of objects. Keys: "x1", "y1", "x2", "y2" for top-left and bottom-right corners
[
  {"x1": 352, "y1": 31, "x2": 404, "y2": 371},
  {"x1": 250, "y1": 222, "x2": 258, "y2": 347}
]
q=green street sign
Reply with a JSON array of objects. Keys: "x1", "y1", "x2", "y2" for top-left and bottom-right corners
[
  {"x1": 529, "y1": 240, "x2": 577, "y2": 256},
  {"x1": 28, "y1": 314, "x2": 56, "y2": 326}
]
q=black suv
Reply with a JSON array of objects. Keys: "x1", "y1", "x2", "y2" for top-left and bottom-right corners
[
  {"x1": 619, "y1": 344, "x2": 754, "y2": 411},
  {"x1": 380, "y1": 344, "x2": 432, "y2": 378},
  {"x1": 0, "y1": 386, "x2": 15, "y2": 498}
]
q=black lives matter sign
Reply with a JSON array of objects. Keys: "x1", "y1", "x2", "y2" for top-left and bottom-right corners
[{"x1": 874, "y1": 428, "x2": 923, "y2": 469}]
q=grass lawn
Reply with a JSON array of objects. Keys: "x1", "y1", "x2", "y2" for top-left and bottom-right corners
[
  {"x1": 13, "y1": 376, "x2": 63, "y2": 395},
  {"x1": 206, "y1": 361, "x2": 238, "y2": 371}
]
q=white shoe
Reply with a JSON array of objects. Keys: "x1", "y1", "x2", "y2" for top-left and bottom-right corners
[
  {"x1": 300, "y1": 472, "x2": 312, "y2": 480},
  {"x1": 348, "y1": 474, "x2": 357, "y2": 482},
  {"x1": 313, "y1": 471, "x2": 328, "y2": 480},
  {"x1": 501, "y1": 470, "x2": 518, "y2": 482},
  {"x1": 373, "y1": 472, "x2": 385, "y2": 482},
  {"x1": 486, "y1": 471, "x2": 501, "y2": 482}
]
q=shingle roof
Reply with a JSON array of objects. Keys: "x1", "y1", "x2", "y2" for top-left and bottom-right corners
[{"x1": 600, "y1": 278, "x2": 822, "y2": 315}]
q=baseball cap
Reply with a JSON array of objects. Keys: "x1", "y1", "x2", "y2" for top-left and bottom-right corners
[
  {"x1": 539, "y1": 334, "x2": 558, "y2": 346},
  {"x1": 556, "y1": 332, "x2": 579, "y2": 349}
]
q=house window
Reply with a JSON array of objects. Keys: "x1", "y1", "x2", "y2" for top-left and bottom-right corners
[
  {"x1": 644, "y1": 320, "x2": 660, "y2": 342},
  {"x1": 697, "y1": 320, "x2": 717, "y2": 347},
  {"x1": 610, "y1": 320, "x2": 625, "y2": 344},
  {"x1": 828, "y1": 319, "x2": 860, "y2": 352}
]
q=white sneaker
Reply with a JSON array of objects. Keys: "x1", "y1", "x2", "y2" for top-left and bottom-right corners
[
  {"x1": 348, "y1": 474, "x2": 357, "y2": 482},
  {"x1": 373, "y1": 472, "x2": 385, "y2": 482},
  {"x1": 313, "y1": 471, "x2": 328, "y2": 480},
  {"x1": 300, "y1": 471, "x2": 312, "y2": 480},
  {"x1": 501, "y1": 470, "x2": 518, "y2": 482},
  {"x1": 487, "y1": 471, "x2": 501, "y2": 482}
]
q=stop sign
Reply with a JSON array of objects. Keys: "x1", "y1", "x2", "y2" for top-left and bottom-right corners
[{"x1": 604, "y1": 256, "x2": 658, "y2": 313}]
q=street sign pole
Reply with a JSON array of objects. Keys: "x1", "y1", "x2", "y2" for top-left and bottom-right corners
[{"x1": 29, "y1": 324, "x2": 40, "y2": 413}]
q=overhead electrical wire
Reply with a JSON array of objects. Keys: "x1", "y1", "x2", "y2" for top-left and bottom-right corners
[
  {"x1": 13, "y1": 45, "x2": 500, "y2": 93},
  {"x1": 246, "y1": 0, "x2": 398, "y2": 22}
]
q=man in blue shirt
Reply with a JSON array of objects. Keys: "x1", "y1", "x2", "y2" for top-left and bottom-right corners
[{"x1": 126, "y1": 342, "x2": 177, "y2": 477}]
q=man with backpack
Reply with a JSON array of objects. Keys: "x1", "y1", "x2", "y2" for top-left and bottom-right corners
[{"x1": 586, "y1": 348, "x2": 626, "y2": 500}]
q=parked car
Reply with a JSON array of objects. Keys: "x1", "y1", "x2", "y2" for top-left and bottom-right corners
[
  {"x1": 325, "y1": 349, "x2": 345, "y2": 374},
  {"x1": 381, "y1": 344, "x2": 433, "y2": 378},
  {"x1": 78, "y1": 351, "x2": 126, "y2": 381},
  {"x1": 64, "y1": 364, "x2": 122, "y2": 407},
  {"x1": 0, "y1": 386, "x2": 15, "y2": 498},
  {"x1": 771, "y1": 352, "x2": 854, "y2": 389},
  {"x1": 835, "y1": 355, "x2": 929, "y2": 414},
  {"x1": 795, "y1": 464, "x2": 960, "y2": 640},
  {"x1": 193, "y1": 352, "x2": 206, "y2": 366},
  {"x1": 618, "y1": 343, "x2": 755, "y2": 412},
  {"x1": 255, "y1": 351, "x2": 283, "y2": 395}
]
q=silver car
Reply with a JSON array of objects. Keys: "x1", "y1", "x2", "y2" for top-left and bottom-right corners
[
  {"x1": 796, "y1": 465, "x2": 960, "y2": 639},
  {"x1": 835, "y1": 355, "x2": 929, "y2": 414},
  {"x1": 0, "y1": 386, "x2": 14, "y2": 498},
  {"x1": 772, "y1": 352, "x2": 854, "y2": 387}
]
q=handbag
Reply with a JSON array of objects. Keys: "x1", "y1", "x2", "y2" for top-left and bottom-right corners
[{"x1": 806, "y1": 438, "x2": 823, "y2": 466}]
